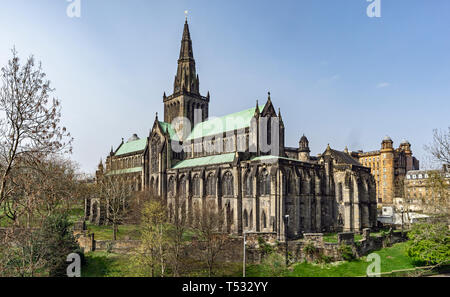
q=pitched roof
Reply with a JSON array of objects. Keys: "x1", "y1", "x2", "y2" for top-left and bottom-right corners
[
  {"x1": 115, "y1": 138, "x2": 147, "y2": 156},
  {"x1": 159, "y1": 121, "x2": 179, "y2": 141},
  {"x1": 329, "y1": 149, "x2": 361, "y2": 166},
  {"x1": 186, "y1": 105, "x2": 265, "y2": 141},
  {"x1": 172, "y1": 153, "x2": 236, "y2": 169}
]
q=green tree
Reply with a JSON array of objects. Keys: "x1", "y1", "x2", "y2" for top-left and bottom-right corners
[
  {"x1": 131, "y1": 192, "x2": 169, "y2": 277},
  {"x1": 39, "y1": 212, "x2": 82, "y2": 277},
  {"x1": 0, "y1": 212, "x2": 81, "y2": 277},
  {"x1": 406, "y1": 222, "x2": 450, "y2": 265}
]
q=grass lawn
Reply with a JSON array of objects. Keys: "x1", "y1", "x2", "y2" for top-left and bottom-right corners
[
  {"x1": 82, "y1": 251, "x2": 243, "y2": 277},
  {"x1": 67, "y1": 206, "x2": 84, "y2": 224},
  {"x1": 86, "y1": 223, "x2": 141, "y2": 240},
  {"x1": 82, "y1": 252, "x2": 133, "y2": 277},
  {"x1": 82, "y1": 242, "x2": 420, "y2": 277},
  {"x1": 247, "y1": 242, "x2": 417, "y2": 277}
]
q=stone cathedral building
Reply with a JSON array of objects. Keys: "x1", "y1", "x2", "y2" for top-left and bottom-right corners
[{"x1": 93, "y1": 20, "x2": 377, "y2": 240}]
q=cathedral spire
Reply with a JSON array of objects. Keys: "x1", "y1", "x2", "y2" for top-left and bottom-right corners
[
  {"x1": 173, "y1": 19, "x2": 199, "y2": 95},
  {"x1": 179, "y1": 20, "x2": 193, "y2": 60}
]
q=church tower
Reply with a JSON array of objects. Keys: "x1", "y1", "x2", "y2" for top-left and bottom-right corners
[
  {"x1": 163, "y1": 19, "x2": 210, "y2": 134},
  {"x1": 298, "y1": 135, "x2": 310, "y2": 161}
]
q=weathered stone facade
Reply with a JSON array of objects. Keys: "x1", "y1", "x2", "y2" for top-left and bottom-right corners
[
  {"x1": 353, "y1": 137, "x2": 420, "y2": 205},
  {"x1": 403, "y1": 165, "x2": 450, "y2": 214},
  {"x1": 95, "y1": 20, "x2": 377, "y2": 240}
]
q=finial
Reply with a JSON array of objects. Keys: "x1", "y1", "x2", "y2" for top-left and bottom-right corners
[
  {"x1": 327, "y1": 143, "x2": 331, "y2": 151},
  {"x1": 344, "y1": 146, "x2": 349, "y2": 154},
  {"x1": 185, "y1": 10, "x2": 188, "y2": 22}
]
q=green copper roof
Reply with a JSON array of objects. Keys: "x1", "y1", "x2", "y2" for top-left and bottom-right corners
[
  {"x1": 172, "y1": 153, "x2": 236, "y2": 169},
  {"x1": 106, "y1": 167, "x2": 143, "y2": 176},
  {"x1": 159, "y1": 121, "x2": 179, "y2": 141},
  {"x1": 186, "y1": 105, "x2": 265, "y2": 141},
  {"x1": 115, "y1": 138, "x2": 147, "y2": 156}
]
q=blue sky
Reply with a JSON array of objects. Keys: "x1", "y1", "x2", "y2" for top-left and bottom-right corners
[{"x1": 0, "y1": 0, "x2": 449, "y2": 173}]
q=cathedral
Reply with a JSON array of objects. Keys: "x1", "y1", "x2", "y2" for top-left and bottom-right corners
[{"x1": 93, "y1": 20, "x2": 377, "y2": 240}]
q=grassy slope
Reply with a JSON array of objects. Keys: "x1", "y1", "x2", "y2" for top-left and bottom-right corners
[
  {"x1": 82, "y1": 242, "x2": 417, "y2": 277},
  {"x1": 82, "y1": 252, "x2": 133, "y2": 277},
  {"x1": 247, "y1": 242, "x2": 416, "y2": 277},
  {"x1": 86, "y1": 223, "x2": 141, "y2": 240},
  {"x1": 82, "y1": 251, "x2": 243, "y2": 277}
]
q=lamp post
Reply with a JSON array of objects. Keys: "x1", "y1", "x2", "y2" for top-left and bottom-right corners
[
  {"x1": 400, "y1": 206, "x2": 404, "y2": 236},
  {"x1": 283, "y1": 215, "x2": 289, "y2": 266},
  {"x1": 243, "y1": 231, "x2": 247, "y2": 277}
]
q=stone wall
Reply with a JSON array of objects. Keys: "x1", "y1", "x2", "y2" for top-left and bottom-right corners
[
  {"x1": 285, "y1": 229, "x2": 407, "y2": 263},
  {"x1": 75, "y1": 230, "x2": 139, "y2": 254},
  {"x1": 74, "y1": 224, "x2": 406, "y2": 265},
  {"x1": 95, "y1": 240, "x2": 140, "y2": 253}
]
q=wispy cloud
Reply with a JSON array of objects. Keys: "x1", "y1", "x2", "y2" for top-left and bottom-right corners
[
  {"x1": 314, "y1": 74, "x2": 340, "y2": 88},
  {"x1": 376, "y1": 82, "x2": 391, "y2": 88}
]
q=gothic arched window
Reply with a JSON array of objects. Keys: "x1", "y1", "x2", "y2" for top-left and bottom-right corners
[
  {"x1": 222, "y1": 171, "x2": 234, "y2": 197},
  {"x1": 179, "y1": 176, "x2": 187, "y2": 199},
  {"x1": 244, "y1": 171, "x2": 253, "y2": 197},
  {"x1": 151, "y1": 139, "x2": 159, "y2": 173},
  {"x1": 262, "y1": 211, "x2": 267, "y2": 229},
  {"x1": 206, "y1": 173, "x2": 216, "y2": 196},
  {"x1": 259, "y1": 169, "x2": 271, "y2": 196},
  {"x1": 168, "y1": 176, "x2": 175, "y2": 197},
  {"x1": 193, "y1": 175, "x2": 200, "y2": 197}
]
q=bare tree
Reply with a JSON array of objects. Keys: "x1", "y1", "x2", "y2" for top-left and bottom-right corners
[
  {"x1": 0, "y1": 48, "x2": 72, "y2": 218},
  {"x1": 131, "y1": 190, "x2": 169, "y2": 277},
  {"x1": 425, "y1": 127, "x2": 450, "y2": 165},
  {"x1": 98, "y1": 176, "x2": 134, "y2": 240},
  {"x1": 3, "y1": 155, "x2": 80, "y2": 226},
  {"x1": 424, "y1": 170, "x2": 449, "y2": 216},
  {"x1": 424, "y1": 128, "x2": 450, "y2": 218},
  {"x1": 166, "y1": 193, "x2": 188, "y2": 277},
  {"x1": 192, "y1": 201, "x2": 230, "y2": 277}
]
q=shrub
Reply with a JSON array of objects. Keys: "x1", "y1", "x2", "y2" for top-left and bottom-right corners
[
  {"x1": 260, "y1": 252, "x2": 286, "y2": 276},
  {"x1": 338, "y1": 244, "x2": 355, "y2": 261},
  {"x1": 406, "y1": 223, "x2": 450, "y2": 265},
  {"x1": 258, "y1": 236, "x2": 274, "y2": 255},
  {"x1": 303, "y1": 243, "x2": 317, "y2": 256},
  {"x1": 39, "y1": 213, "x2": 83, "y2": 277},
  {"x1": 318, "y1": 253, "x2": 333, "y2": 264}
]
